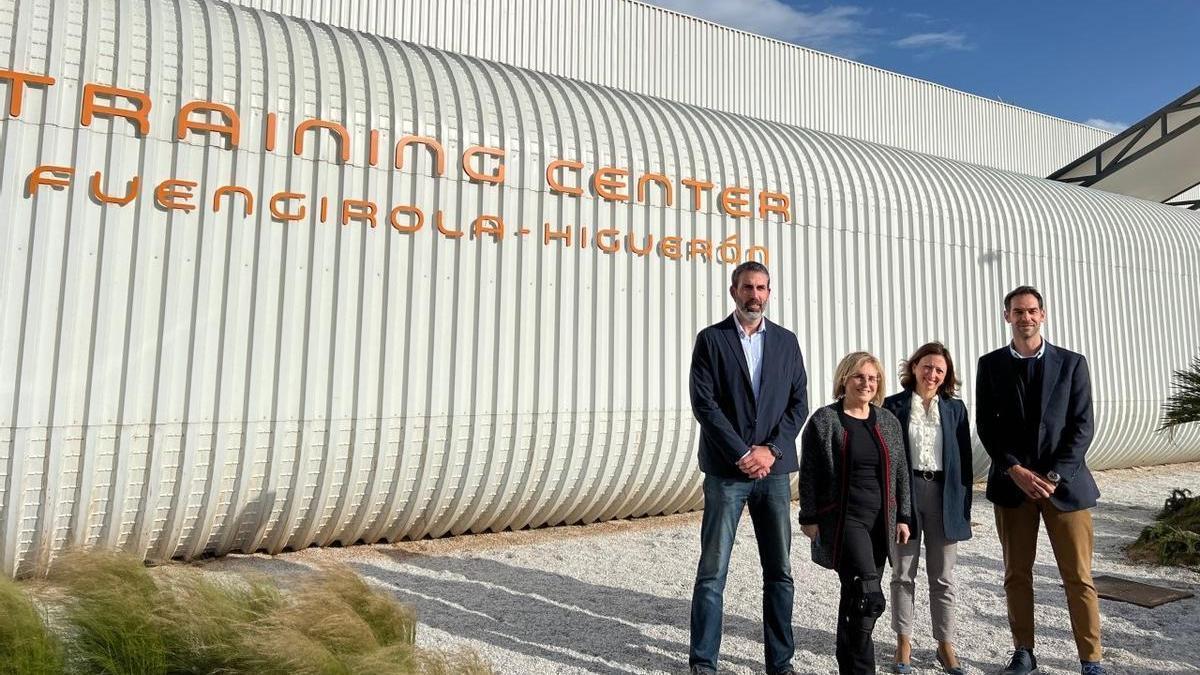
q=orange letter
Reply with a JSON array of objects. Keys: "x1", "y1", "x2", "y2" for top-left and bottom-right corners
[
  {"x1": 90, "y1": 171, "x2": 140, "y2": 206},
  {"x1": 388, "y1": 205, "x2": 424, "y2": 233},
  {"x1": 435, "y1": 211, "x2": 464, "y2": 238},
  {"x1": 473, "y1": 214, "x2": 505, "y2": 240},
  {"x1": 681, "y1": 178, "x2": 714, "y2": 211},
  {"x1": 0, "y1": 69, "x2": 56, "y2": 117},
  {"x1": 213, "y1": 186, "x2": 254, "y2": 215},
  {"x1": 595, "y1": 228, "x2": 621, "y2": 253},
  {"x1": 81, "y1": 83, "x2": 151, "y2": 135},
  {"x1": 342, "y1": 199, "x2": 378, "y2": 227},
  {"x1": 626, "y1": 230, "x2": 653, "y2": 256},
  {"x1": 368, "y1": 129, "x2": 381, "y2": 166},
  {"x1": 462, "y1": 146, "x2": 505, "y2": 184},
  {"x1": 758, "y1": 190, "x2": 791, "y2": 221},
  {"x1": 543, "y1": 222, "x2": 572, "y2": 246},
  {"x1": 293, "y1": 118, "x2": 351, "y2": 162},
  {"x1": 270, "y1": 191, "x2": 307, "y2": 221},
  {"x1": 177, "y1": 101, "x2": 240, "y2": 147},
  {"x1": 746, "y1": 245, "x2": 769, "y2": 265},
  {"x1": 26, "y1": 165, "x2": 73, "y2": 197},
  {"x1": 395, "y1": 135, "x2": 446, "y2": 176},
  {"x1": 720, "y1": 186, "x2": 752, "y2": 218},
  {"x1": 154, "y1": 179, "x2": 197, "y2": 212},
  {"x1": 593, "y1": 167, "x2": 630, "y2": 202},
  {"x1": 688, "y1": 238, "x2": 712, "y2": 260},
  {"x1": 659, "y1": 236, "x2": 683, "y2": 260},
  {"x1": 636, "y1": 173, "x2": 673, "y2": 206},
  {"x1": 264, "y1": 112, "x2": 278, "y2": 151},
  {"x1": 546, "y1": 159, "x2": 584, "y2": 196}
]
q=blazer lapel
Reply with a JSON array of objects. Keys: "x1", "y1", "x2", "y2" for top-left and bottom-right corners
[
  {"x1": 719, "y1": 316, "x2": 755, "y2": 396},
  {"x1": 894, "y1": 393, "x2": 912, "y2": 429},
  {"x1": 1039, "y1": 342, "x2": 1062, "y2": 419},
  {"x1": 937, "y1": 397, "x2": 955, "y2": 471}
]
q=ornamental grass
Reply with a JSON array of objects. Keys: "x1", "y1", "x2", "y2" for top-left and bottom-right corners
[{"x1": 0, "y1": 550, "x2": 490, "y2": 675}]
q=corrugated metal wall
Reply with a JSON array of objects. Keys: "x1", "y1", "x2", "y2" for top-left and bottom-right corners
[
  {"x1": 221, "y1": 0, "x2": 1115, "y2": 179},
  {"x1": 1, "y1": 0, "x2": 1198, "y2": 576}
]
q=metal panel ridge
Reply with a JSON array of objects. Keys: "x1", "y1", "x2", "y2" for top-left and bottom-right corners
[{"x1": 1, "y1": 0, "x2": 1198, "y2": 575}]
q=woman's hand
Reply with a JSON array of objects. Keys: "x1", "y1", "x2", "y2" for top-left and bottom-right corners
[
  {"x1": 801, "y1": 523, "x2": 818, "y2": 540},
  {"x1": 896, "y1": 523, "x2": 910, "y2": 545}
]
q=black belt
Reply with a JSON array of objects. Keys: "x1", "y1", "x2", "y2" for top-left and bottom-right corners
[{"x1": 913, "y1": 470, "x2": 944, "y2": 481}]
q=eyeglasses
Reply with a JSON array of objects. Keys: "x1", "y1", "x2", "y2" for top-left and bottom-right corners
[{"x1": 849, "y1": 373, "x2": 880, "y2": 384}]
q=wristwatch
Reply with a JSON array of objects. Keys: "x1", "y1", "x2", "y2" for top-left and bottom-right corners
[
  {"x1": 1046, "y1": 470, "x2": 1062, "y2": 485},
  {"x1": 766, "y1": 443, "x2": 783, "y2": 459}
]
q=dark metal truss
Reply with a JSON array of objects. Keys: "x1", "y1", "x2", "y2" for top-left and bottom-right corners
[{"x1": 1049, "y1": 84, "x2": 1200, "y2": 201}]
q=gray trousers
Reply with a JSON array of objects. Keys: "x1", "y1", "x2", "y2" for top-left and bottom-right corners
[{"x1": 890, "y1": 475, "x2": 957, "y2": 642}]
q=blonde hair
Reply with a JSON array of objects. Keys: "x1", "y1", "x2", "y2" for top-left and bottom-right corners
[{"x1": 832, "y1": 351, "x2": 886, "y2": 406}]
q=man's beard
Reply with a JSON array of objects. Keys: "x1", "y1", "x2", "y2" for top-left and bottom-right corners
[{"x1": 736, "y1": 302, "x2": 765, "y2": 322}]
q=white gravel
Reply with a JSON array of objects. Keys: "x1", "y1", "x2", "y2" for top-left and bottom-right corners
[{"x1": 205, "y1": 463, "x2": 1200, "y2": 674}]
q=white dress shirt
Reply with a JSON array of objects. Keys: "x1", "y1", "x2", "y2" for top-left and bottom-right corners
[{"x1": 908, "y1": 392, "x2": 943, "y2": 472}]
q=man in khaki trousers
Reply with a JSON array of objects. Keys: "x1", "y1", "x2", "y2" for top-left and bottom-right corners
[{"x1": 976, "y1": 286, "x2": 1104, "y2": 675}]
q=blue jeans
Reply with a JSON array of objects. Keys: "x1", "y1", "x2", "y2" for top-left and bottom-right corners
[{"x1": 689, "y1": 473, "x2": 794, "y2": 674}]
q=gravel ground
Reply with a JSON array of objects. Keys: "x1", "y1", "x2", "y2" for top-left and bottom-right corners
[{"x1": 206, "y1": 463, "x2": 1200, "y2": 674}]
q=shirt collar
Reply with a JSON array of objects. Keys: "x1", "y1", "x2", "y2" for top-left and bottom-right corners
[
  {"x1": 733, "y1": 314, "x2": 767, "y2": 338},
  {"x1": 1008, "y1": 340, "x2": 1046, "y2": 360}
]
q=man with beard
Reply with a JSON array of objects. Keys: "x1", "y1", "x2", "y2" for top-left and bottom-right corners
[
  {"x1": 976, "y1": 285, "x2": 1104, "y2": 675},
  {"x1": 687, "y1": 261, "x2": 809, "y2": 675}
]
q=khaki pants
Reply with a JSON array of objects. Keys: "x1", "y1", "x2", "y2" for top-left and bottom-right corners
[{"x1": 994, "y1": 499, "x2": 1102, "y2": 662}]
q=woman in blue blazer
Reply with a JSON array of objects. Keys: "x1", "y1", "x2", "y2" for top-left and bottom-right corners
[{"x1": 883, "y1": 342, "x2": 973, "y2": 675}]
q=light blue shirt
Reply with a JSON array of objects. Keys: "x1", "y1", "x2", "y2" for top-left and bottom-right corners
[{"x1": 735, "y1": 316, "x2": 766, "y2": 402}]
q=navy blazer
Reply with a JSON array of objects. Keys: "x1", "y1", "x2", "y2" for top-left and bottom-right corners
[
  {"x1": 689, "y1": 315, "x2": 808, "y2": 478},
  {"x1": 975, "y1": 342, "x2": 1099, "y2": 511},
  {"x1": 883, "y1": 391, "x2": 974, "y2": 541}
]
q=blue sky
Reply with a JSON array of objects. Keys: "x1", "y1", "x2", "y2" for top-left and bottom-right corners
[{"x1": 646, "y1": 0, "x2": 1200, "y2": 133}]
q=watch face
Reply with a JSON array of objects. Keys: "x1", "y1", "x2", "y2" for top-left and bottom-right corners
[{"x1": 1047, "y1": 471, "x2": 1061, "y2": 483}]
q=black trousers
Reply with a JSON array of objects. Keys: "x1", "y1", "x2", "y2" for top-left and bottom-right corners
[{"x1": 835, "y1": 510, "x2": 886, "y2": 675}]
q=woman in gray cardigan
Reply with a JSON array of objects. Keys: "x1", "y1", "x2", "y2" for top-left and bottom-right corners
[
  {"x1": 883, "y1": 342, "x2": 973, "y2": 675},
  {"x1": 798, "y1": 351, "x2": 912, "y2": 674}
]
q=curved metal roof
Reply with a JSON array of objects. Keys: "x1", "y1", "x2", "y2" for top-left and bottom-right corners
[{"x1": 1, "y1": 0, "x2": 1198, "y2": 575}]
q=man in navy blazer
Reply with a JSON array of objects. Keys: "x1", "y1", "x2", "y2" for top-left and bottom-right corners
[
  {"x1": 976, "y1": 285, "x2": 1104, "y2": 675},
  {"x1": 687, "y1": 261, "x2": 808, "y2": 675}
]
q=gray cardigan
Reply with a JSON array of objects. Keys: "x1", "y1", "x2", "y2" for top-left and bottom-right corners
[{"x1": 797, "y1": 402, "x2": 912, "y2": 570}]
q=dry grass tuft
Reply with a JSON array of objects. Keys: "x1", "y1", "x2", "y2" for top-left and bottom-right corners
[{"x1": 6, "y1": 549, "x2": 493, "y2": 674}]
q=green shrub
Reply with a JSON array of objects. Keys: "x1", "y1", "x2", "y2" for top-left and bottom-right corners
[{"x1": 1129, "y1": 488, "x2": 1200, "y2": 569}]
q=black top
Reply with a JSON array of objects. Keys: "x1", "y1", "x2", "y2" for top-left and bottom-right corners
[
  {"x1": 1012, "y1": 353, "x2": 1045, "y2": 462},
  {"x1": 839, "y1": 402, "x2": 883, "y2": 516}
]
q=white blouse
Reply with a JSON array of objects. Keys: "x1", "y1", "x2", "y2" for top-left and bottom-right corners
[{"x1": 908, "y1": 392, "x2": 943, "y2": 472}]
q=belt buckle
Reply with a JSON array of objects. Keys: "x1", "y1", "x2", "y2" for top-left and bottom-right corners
[{"x1": 920, "y1": 470, "x2": 935, "y2": 481}]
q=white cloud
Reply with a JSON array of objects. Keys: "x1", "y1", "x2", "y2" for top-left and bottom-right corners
[
  {"x1": 893, "y1": 31, "x2": 970, "y2": 50},
  {"x1": 647, "y1": 0, "x2": 875, "y2": 59},
  {"x1": 1084, "y1": 118, "x2": 1128, "y2": 133}
]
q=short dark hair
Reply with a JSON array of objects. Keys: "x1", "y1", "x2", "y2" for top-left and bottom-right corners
[
  {"x1": 1004, "y1": 285, "x2": 1044, "y2": 311},
  {"x1": 898, "y1": 341, "x2": 960, "y2": 398},
  {"x1": 730, "y1": 261, "x2": 770, "y2": 288}
]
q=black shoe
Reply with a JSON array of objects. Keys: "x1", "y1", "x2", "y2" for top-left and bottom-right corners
[
  {"x1": 1002, "y1": 647, "x2": 1037, "y2": 675},
  {"x1": 689, "y1": 666, "x2": 716, "y2": 675}
]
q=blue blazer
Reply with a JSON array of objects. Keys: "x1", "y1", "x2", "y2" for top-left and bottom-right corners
[
  {"x1": 689, "y1": 315, "x2": 808, "y2": 478},
  {"x1": 975, "y1": 342, "x2": 1099, "y2": 511},
  {"x1": 883, "y1": 391, "x2": 974, "y2": 541}
]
